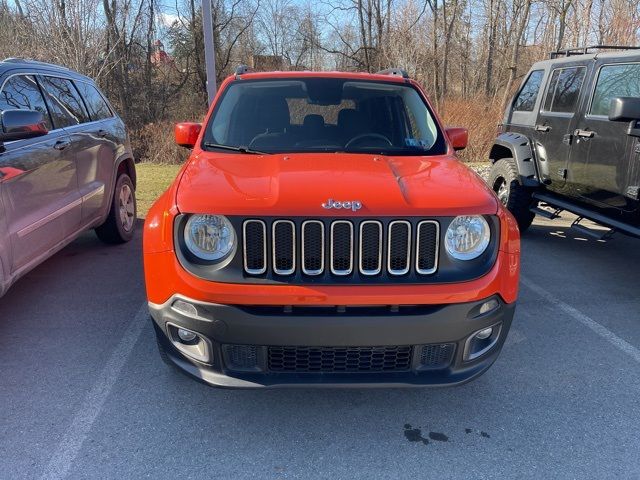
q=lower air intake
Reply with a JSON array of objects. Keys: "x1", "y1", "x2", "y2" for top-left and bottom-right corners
[
  {"x1": 268, "y1": 345, "x2": 413, "y2": 373},
  {"x1": 419, "y1": 343, "x2": 455, "y2": 369}
]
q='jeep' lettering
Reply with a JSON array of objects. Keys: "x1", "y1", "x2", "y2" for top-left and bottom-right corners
[{"x1": 322, "y1": 199, "x2": 362, "y2": 212}]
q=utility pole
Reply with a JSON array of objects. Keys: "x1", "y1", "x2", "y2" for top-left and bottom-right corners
[{"x1": 202, "y1": 0, "x2": 217, "y2": 105}]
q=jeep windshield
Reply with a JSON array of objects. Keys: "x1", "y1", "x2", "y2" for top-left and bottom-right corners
[{"x1": 203, "y1": 78, "x2": 447, "y2": 156}]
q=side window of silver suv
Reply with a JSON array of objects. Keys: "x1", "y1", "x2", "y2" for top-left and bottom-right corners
[
  {"x1": 0, "y1": 75, "x2": 53, "y2": 130},
  {"x1": 38, "y1": 76, "x2": 90, "y2": 128},
  {"x1": 74, "y1": 81, "x2": 113, "y2": 121}
]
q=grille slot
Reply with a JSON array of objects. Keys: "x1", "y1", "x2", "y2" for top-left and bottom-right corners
[
  {"x1": 359, "y1": 221, "x2": 382, "y2": 275},
  {"x1": 242, "y1": 218, "x2": 440, "y2": 279},
  {"x1": 272, "y1": 220, "x2": 295, "y2": 275},
  {"x1": 302, "y1": 221, "x2": 324, "y2": 275},
  {"x1": 416, "y1": 221, "x2": 439, "y2": 275},
  {"x1": 330, "y1": 221, "x2": 353, "y2": 275},
  {"x1": 243, "y1": 220, "x2": 267, "y2": 274},
  {"x1": 268, "y1": 345, "x2": 413, "y2": 372},
  {"x1": 387, "y1": 221, "x2": 411, "y2": 275}
]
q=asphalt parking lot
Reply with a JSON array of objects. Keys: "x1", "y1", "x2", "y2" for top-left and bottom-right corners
[{"x1": 1, "y1": 215, "x2": 639, "y2": 479}]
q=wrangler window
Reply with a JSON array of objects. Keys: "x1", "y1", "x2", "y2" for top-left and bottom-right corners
[
  {"x1": 512, "y1": 70, "x2": 544, "y2": 112},
  {"x1": 590, "y1": 63, "x2": 640, "y2": 116},
  {"x1": 542, "y1": 67, "x2": 586, "y2": 114}
]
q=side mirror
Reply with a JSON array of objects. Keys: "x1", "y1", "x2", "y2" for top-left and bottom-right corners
[
  {"x1": 175, "y1": 122, "x2": 202, "y2": 149},
  {"x1": 0, "y1": 109, "x2": 48, "y2": 142},
  {"x1": 608, "y1": 97, "x2": 640, "y2": 122},
  {"x1": 445, "y1": 127, "x2": 468, "y2": 151}
]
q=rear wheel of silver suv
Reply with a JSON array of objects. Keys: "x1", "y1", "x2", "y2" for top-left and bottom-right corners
[
  {"x1": 95, "y1": 173, "x2": 137, "y2": 244},
  {"x1": 488, "y1": 158, "x2": 536, "y2": 232}
]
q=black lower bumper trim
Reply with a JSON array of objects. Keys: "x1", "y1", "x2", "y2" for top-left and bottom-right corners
[{"x1": 149, "y1": 295, "x2": 515, "y2": 388}]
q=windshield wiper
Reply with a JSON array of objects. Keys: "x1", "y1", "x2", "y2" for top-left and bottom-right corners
[{"x1": 203, "y1": 143, "x2": 269, "y2": 155}]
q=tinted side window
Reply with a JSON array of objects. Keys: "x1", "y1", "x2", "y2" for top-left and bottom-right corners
[
  {"x1": 39, "y1": 76, "x2": 90, "y2": 128},
  {"x1": 0, "y1": 75, "x2": 52, "y2": 130},
  {"x1": 542, "y1": 67, "x2": 586, "y2": 113},
  {"x1": 75, "y1": 81, "x2": 113, "y2": 121},
  {"x1": 590, "y1": 63, "x2": 640, "y2": 116},
  {"x1": 512, "y1": 70, "x2": 544, "y2": 112}
]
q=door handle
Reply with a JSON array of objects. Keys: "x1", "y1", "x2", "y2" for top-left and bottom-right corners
[
  {"x1": 574, "y1": 129, "x2": 595, "y2": 138},
  {"x1": 53, "y1": 139, "x2": 71, "y2": 151},
  {"x1": 535, "y1": 124, "x2": 550, "y2": 132},
  {"x1": 97, "y1": 129, "x2": 108, "y2": 138}
]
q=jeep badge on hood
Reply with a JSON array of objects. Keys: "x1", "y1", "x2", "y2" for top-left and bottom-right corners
[{"x1": 322, "y1": 199, "x2": 362, "y2": 212}]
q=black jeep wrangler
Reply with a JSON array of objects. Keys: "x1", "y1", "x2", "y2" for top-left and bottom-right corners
[{"x1": 488, "y1": 45, "x2": 640, "y2": 239}]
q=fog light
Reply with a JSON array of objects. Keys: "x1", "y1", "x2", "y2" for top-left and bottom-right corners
[
  {"x1": 172, "y1": 299, "x2": 198, "y2": 317},
  {"x1": 166, "y1": 323, "x2": 212, "y2": 363},
  {"x1": 475, "y1": 327, "x2": 493, "y2": 340},
  {"x1": 464, "y1": 322, "x2": 502, "y2": 362},
  {"x1": 177, "y1": 328, "x2": 197, "y2": 342},
  {"x1": 479, "y1": 299, "x2": 499, "y2": 315}
]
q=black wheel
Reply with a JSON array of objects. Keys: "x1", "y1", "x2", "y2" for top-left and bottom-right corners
[
  {"x1": 488, "y1": 158, "x2": 536, "y2": 232},
  {"x1": 95, "y1": 173, "x2": 136, "y2": 244}
]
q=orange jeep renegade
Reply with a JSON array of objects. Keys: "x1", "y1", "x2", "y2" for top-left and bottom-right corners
[{"x1": 143, "y1": 67, "x2": 520, "y2": 388}]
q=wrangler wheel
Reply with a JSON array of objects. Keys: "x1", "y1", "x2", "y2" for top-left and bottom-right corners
[{"x1": 488, "y1": 158, "x2": 536, "y2": 232}]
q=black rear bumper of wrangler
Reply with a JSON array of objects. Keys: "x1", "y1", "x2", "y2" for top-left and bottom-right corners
[{"x1": 149, "y1": 296, "x2": 515, "y2": 388}]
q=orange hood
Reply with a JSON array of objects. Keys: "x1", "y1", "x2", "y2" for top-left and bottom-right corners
[{"x1": 175, "y1": 152, "x2": 498, "y2": 217}]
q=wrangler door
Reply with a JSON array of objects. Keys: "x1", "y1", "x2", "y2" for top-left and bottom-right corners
[
  {"x1": 532, "y1": 64, "x2": 588, "y2": 193},
  {"x1": 568, "y1": 62, "x2": 640, "y2": 211}
]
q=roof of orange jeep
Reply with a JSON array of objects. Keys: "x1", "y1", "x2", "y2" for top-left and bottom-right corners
[{"x1": 231, "y1": 70, "x2": 410, "y2": 84}]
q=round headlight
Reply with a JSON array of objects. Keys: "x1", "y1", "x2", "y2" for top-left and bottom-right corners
[
  {"x1": 445, "y1": 216, "x2": 490, "y2": 260},
  {"x1": 184, "y1": 214, "x2": 236, "y2": 261}
]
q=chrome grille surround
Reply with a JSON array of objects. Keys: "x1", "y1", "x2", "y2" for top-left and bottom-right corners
[
  {"x1": 330, "y1": 220, "x2": 354, "y2": 276},
  {"x1": 415, "y1": 220, "x2": 440, "y2": 275},
  {"x1": 272, "y1": 220, "x2": 296, "y2": 275},
  {"x1": 387, "y1": 220, "x2": 411, "y2": 276},
  {"x1": 242, "y1": 220, "x2": 267, "y2": 274},
  {"x1": 359, "y1": 220, "x2": 383, "y2": 275},
  {"x1": 301, "y1": 220, "x2": 325, "y2": 275}
]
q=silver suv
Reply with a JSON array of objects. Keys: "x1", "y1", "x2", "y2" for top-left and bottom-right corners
[{"x1": 0, "y1": 58, "x2": 137, "y2": 297}]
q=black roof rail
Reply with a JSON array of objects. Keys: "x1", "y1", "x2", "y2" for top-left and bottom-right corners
[
  {"x1": 549, "y1": 45, "x2": 640, "y2": 59},
  {"x1": 376, "y1": 68, "x2": 409, "y2": 79},
  {"x1": 234, "y1": 65, "x2": 254, "y2": 78}
]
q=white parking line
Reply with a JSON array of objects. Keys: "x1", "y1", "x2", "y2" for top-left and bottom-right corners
[
  {"x1": 521, "y1": 276, "x2": 640, "y2": 364},
  {"x1": 40, "y1": 303, "x2": 149, "y2": 480}
]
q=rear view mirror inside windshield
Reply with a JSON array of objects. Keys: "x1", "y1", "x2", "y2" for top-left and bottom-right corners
[{"x1": 305, "y1": 78, "x2": 344, "y2": 105}]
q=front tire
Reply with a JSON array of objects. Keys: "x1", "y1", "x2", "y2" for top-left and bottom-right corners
[
  {"x1": 95, "y1": 173, "x2": 137, "y2": 244},
  {"x1": 488, "y1": 158, "x2": 535, "y2": 232}
]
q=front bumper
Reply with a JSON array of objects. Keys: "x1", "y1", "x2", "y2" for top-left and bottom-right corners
[{"x1": 149, "y1": 295, "x2": 515, "y2": 388}]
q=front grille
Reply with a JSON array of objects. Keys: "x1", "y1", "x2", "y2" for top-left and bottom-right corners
[
  {"x1": 268, "y1": 345, "x2": 413, "y2": 372},
  {"x1": 242, "y1": 218, "x2": 439, "y2": 279}
]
